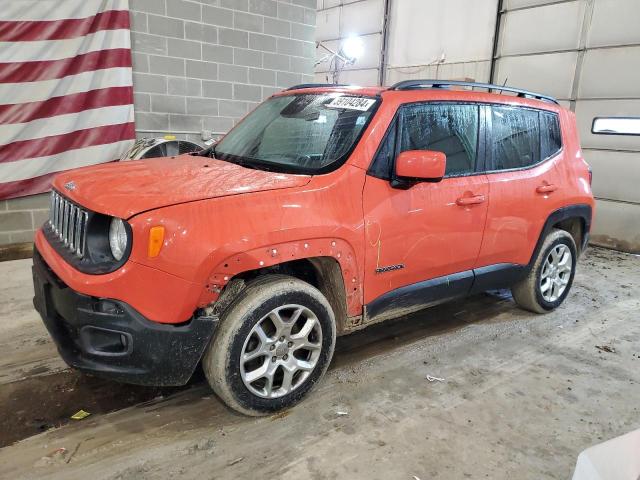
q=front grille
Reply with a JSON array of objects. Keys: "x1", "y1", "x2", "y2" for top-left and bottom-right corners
[{"x1": 48, "y1": 190, "x2": 89, "y2": 257}]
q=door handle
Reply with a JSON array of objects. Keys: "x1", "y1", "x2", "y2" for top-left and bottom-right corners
[
  {"x1": 456, "y1": 194, "x2": 485, "y2": 206},
  {"x1": 536, "y1": 183, "x2": 558, "y2": 194}
]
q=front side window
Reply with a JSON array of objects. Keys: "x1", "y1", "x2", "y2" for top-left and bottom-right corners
[
  {"x1": 399, "y1": 104, "x2": 479, "y2": 176},
  {"x1": 213, "y1": 94, "x2": 378, "y2": 174}
]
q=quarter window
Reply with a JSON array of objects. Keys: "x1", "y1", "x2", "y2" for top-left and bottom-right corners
[
  {"x1": 399, "y1": 104, "x2": 479, "y2": 176},
  {"x1": 540, "y1": 111, "x2": 562, "y2": 159}
]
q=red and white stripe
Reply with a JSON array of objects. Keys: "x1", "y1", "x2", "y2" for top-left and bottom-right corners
[{"x1": 0, "y1": 0, "x2": 134, "y2": 199}]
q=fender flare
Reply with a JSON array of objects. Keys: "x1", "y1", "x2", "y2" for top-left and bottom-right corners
[
  {"x1": 198, "y1": 238, "x2": 362, "y2": 316},
  {"x1": 528, "y1": 204, "x2": 592, "y2": 267}
]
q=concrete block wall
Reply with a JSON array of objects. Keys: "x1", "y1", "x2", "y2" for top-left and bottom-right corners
[
  {"x1": 0, "y1": 0, "x2": 316, "y2": 247},
  {"x1": 0, "y1": 194, "x2": 50, "y2": 246},
  {"x1": 129, "y1": 0, "x2": 316, "y2": 143}
]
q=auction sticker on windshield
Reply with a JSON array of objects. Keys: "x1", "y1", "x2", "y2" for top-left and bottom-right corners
[{"x1": 326, "y1": 96, "x2": 376, "y2": 111}]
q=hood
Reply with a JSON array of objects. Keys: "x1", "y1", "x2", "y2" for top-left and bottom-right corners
[{"x1": 53, "y1": 155, "x2": 312, "y2": 218}]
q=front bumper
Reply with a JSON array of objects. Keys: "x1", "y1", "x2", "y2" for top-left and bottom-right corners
[{"x1": 32, "y1": 248, "x2": 218, "y2": 386}]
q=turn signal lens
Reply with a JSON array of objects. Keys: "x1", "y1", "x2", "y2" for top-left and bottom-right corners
[{"x1": 148, "y1": 226, "x2": 165, "y2": 257}]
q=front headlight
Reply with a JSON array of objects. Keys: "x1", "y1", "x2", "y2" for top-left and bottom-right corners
[{"x1": 109, "y1": 218, "x2": 128, "y2": 261}]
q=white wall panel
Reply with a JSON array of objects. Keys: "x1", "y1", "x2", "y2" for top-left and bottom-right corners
[
  {"x1": 587, "y1": 0, "x2": 640, "y2": 48},
  {"x1": 504, "y1": 0, "x2": 562, "y2": 9},
  {"x1": 579, "y1": 46, "x2": 640, "y2": 99},
  {"x1": 334, "y1": 68, "x2": 379, "y2": 85},
  {"x1": 386, "y1": 61, "x2": 492, "y2": 84},
  {"x1": 316, "y1": 33, "x2": 381, "y2": 72},
  {"x1": 585, "y1": 150, "x2": 640, "y2": 203},
  {"x1": 499, "y1": 1, "x2": 584, "y2": 55},
  {"x1": 341, "y1": 0, "x2": 384, "y2": 36},
  {"x1": 317, "y1": 0, "x2": 364, "y2": 9},
  {"x1": 575, "y1": 99, "x2": 640, "y2": 152},
  {"x1": 387, "y1": 0, "x2": 496, "y2": 67},
  {"x1": 493, "y1": 52, "x2": 577, "y2": 99},
  {"x1": 314, "y1": 0, "x2": 384, "y2": 42},
  {"x1": 590, "y1": 199, "x2": 640, "y2": 252},
  {"x1": 315, "y1": 7, "x2": 341, "y2": 41}
]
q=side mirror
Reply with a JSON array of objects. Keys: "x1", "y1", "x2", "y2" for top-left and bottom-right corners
[{"x1": 394, "y1": 150, "x2": 446, "y2": 187}]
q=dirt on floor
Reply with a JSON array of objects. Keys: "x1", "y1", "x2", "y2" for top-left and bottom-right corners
[{"x1": 0, "y1": 247, "x2": 638, "y2": 479}]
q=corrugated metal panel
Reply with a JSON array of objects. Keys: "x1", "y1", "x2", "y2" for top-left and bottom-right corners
[
  {"x1": 579, "y1": 46, "x2": 640, "y2": 99},
  {"x1": 575, "y1": 100, "x2": 640, "y2": 152},
  {"x1": 585, "y1": 150, "x2": 640, "y2": 203},
  {"x1": 587, "y1": 0, "x2": 640, "y2": 48},
  {"x1": 315, "y1": 33, "x2": 381, "y2": 71},
  {"x1": 316, "y1": 0, "x2": 383, "y2": 41},
  {"x1": 504, "y1": 0, "x2": 564, "y2": 9},
  {"x1": 590, "y1": 199, "x2": 640, "y2": 253},
  {"x1": 331, "y1": 68, "x2": 380, "y2": 84},
  {"x1": 386, "y1": 61, "x2": 492, "y2": 84},
  {"x1": 499, "y1": 1, "x2": 584, "y2": 55},
  {"x1": 493, "y1": 52, "x2": 577, "y2": 99},
  {"x1": 387, "y1": 0, "x2": 496, "y2": 67}
]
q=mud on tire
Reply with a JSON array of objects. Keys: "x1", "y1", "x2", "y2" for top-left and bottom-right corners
[
  {"x1": 202, "y1": 274, "x2": 336, "y2": 416},
  {"x1": 511, "y1": 228, "x2": 577, "y2": 314}
]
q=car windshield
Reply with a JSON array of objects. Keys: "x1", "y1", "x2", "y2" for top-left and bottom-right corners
[{"x1": 213, "y1": 93, "x2": 378, "y2": 174}]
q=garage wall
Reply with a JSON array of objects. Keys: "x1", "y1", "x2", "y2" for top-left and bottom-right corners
[
  {"x1": 0, "y1": 0, "x2": 316, "y2": 247},
  {"x1": 129, "y1": 0, "x2": 316, "y2": 144},
  {"x1": 313, "y1": 0, "x2": 639, "y2": 253},
  {"x1": 314, "y1": 0, "x2": 385, "y2": 85},
  {"x1": 492, "y1": 0, "x2": 640, "y2": 253},
  {"x1": 314, "y1": 0, "x2": 498, "y2": 86},
  {"x1": 385, "y1": 0, "x2": 497, "y2": 85}
]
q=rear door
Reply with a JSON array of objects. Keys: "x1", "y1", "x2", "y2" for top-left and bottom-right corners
[
  {"x1": 362, "y1": 102, "x2": 489, "y2": 305},
  {"x1": 476, "y1": 105, "x2": 564, "y2": 267}
]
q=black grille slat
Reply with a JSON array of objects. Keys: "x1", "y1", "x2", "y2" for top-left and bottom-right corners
[{"x1": 48, "y1": 191, "x2": 89, "y2": 258}]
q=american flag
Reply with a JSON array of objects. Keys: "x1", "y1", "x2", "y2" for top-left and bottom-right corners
[{"x1": 0, "y1": 0, "x2": 135, "y2": 200}]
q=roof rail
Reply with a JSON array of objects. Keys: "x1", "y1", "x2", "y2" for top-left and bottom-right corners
[
  {"x1": 388, "y1": 79, "x2": 559, "y2": 105},
  {"x1": 284, "y1": 83, "x2": 351, "y2": 91}
]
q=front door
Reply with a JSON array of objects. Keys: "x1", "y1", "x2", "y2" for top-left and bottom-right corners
[{"x1": 362, "y1": 102, "x2": 489, "y2": 308}]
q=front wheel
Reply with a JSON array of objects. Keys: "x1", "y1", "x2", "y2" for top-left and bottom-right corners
[
  {"x1": 511, "y1": 228, "x2": 577, "y2": 313},
  {"x1": 202, "y1": 275, "x2": 336, "y2": 416}
]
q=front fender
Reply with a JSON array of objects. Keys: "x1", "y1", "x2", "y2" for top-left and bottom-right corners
[{"x1": 201, "y1": 237, "x2": 362, "y2": 316}]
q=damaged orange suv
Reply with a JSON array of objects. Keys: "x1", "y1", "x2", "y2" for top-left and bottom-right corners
[{"x1": 33, "y1": 80, "x2": 594, "y2": 415}]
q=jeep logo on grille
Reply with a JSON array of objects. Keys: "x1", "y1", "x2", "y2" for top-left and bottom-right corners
[{"x1": 64, "y1": 181, "x2": 76, "y2": 191}]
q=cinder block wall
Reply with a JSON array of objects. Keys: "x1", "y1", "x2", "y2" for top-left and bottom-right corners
[
  {"x1": 129, "y1": 0, "x2": 316, "y2": 143},
  {"x1": 0, "y1": 0, "x2": 316, "y2": 247}
]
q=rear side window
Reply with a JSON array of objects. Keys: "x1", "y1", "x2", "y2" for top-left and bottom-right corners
[
  {"x1": 490, "y1": 106, "x2": 562, "y2": 171},
  {"x1": 540, "y1": 111, "x2": 562, "y2": 159},
  {"x1": 491, "y1": 106, "x2": 540, "y2": 170},
  {"x1": 399, "y1": 104, "x2": 479, "y2": 176}
]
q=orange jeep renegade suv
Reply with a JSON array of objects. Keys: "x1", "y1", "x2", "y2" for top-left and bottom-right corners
[{"x1": 33, "y1": 80, "x2": 594, "y2": 415}]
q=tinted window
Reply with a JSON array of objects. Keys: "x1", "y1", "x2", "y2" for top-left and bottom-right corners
[
  {"x1": 369, "y1": 119, "x2": 397, "y2": 179},
  {"x1": 399, "y1": 104, "x2": 479, "y2": 176},
  {"x1": 491, "y1": 106, "x2": 541, "y2": 170},
  {"x1": 540, "y1": 111, "x2": 561, "y2": 159}
]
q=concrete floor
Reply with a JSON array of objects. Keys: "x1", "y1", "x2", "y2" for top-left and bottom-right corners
[{"x1": 0, "y1": 247, "x2": 638, "y2": 479}]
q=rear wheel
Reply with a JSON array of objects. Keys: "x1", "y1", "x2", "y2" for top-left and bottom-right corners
[
  {"x1": 512, "y1": 228, "x2": 577, "y2": 313},
  {"x1": 202, "y1": 275, "x2": 336, "y2": 416}
]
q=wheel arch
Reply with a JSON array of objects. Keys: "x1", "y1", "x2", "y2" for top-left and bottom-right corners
[
  {"x1": 529, "y1": 204, "x2": 592, "y2": 266},
  {"x1": 200, "y1": 239, "x2": 362, "y2": 334}
]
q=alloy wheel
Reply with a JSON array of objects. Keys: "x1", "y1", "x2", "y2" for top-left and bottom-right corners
[
  {"x1": 240, "y1": 304, "x2": 322, "y2": 398},
  {"x1": 539, "y1": 244, "x2": 573, "y2": 302}
]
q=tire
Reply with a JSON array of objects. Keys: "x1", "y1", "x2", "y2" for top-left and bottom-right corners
[
  {"x1": 511, "y1": 228, "x2": 577, "y2": 314},
  {"x1": 202, "y1": 274, "x2": 336, "y2": 416}
]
